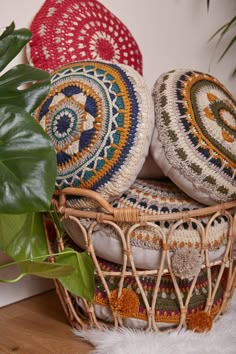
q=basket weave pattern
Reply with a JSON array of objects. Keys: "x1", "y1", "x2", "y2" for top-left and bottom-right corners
[{"x1": 48, "y1": 188, "x2": 236, "y2": 332}]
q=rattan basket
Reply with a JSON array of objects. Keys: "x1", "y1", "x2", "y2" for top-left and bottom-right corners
[{"x1": 47, "y1": 187, "x2": 236, "y2": 333}]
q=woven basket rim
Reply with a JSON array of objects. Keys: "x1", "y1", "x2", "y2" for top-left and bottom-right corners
[{"x1": 54, "y1": 187, "x2": 236, "y2": 223}]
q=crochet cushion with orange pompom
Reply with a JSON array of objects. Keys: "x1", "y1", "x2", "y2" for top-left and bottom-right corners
[
  {"x1": 74, "y1": 253, "x2": 224, "y2": 328},
  {"x1": 27, "y1": 0, "x2": 143, "y2": 75},
  {"x1": 151, "y1": 69, "x2": 236, "y2": 205}
]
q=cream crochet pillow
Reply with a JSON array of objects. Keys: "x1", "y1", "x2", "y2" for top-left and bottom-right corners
[
  {"x1": 151, "y1": 69, "x2": 236, "y2": 205},
  {"x1": 63, "y1": 179, "x2": 228, "y2": 269}
]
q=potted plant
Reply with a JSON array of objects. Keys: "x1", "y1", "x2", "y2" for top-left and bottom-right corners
[{"x1": 0, "y1": 22, "x2": 95, "y2": 302}]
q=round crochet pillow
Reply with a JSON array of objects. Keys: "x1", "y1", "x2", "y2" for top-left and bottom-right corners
[
  {"x1": 34, "y1": 61, "x2": 153, "y2": 207},
  {"x1": 74, "y1": 253, "x2": 224, "y2": 328},
  {"x1": 63, "y1": 179, "x2": 229, "y2": 268},
  {"x1": 151, "y1": 69, "x2": 236, "y2": 205},
  {"x1": 27, "y1": 0, "x2": 143, "y2": 75}
]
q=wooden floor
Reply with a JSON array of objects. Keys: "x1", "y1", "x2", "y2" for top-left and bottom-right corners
[{"x1": 0, "y1": 290, "x2": 93, "y2": 354}]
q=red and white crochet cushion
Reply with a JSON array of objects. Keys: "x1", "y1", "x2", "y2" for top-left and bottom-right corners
[{"x1": 27, "y1": 0, "x2": 143, "y2": 75}]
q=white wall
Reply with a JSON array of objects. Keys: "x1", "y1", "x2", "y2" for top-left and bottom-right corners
[
  {"x1": 1, "y1": 0, "x2": 236, "y2": 93},
  {"x1": 0, "y1": 251, "x2": 53, "y2": 307},
  {"x1": 1, "y1": 0, "x2": 236, "y2": 305}
]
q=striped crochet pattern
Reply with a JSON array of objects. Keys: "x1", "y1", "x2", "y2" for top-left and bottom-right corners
[
  {"x1": 151, "y1": 69, "x2": 236, "y2": 205},
  {"x1": 98, "y1": 179, "x2": 229, "y2": 251},
  {"x1": 90, "y1": 257, "x2": 224, "y2": 323},
  {"x1": 34, "y1": 61, "x2": 153, "y2": 207},
  {"x1": 27, "y1": 0, "x2": 143, "y2": 75}
]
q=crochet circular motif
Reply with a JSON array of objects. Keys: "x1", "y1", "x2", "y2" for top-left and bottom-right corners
[
  {"x1": 34, "y1": 61, "x2": 151, "y2": 203},
  {"x1": 28, "y1": 0, "x2": 142, "y2": 75},
  {"x1": 152, "y1": 69, "x2": 236, "y2": 204}
]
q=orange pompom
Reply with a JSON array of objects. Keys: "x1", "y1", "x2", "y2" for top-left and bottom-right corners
[
  {"x1": 187, "y1": 311, "x2": 213, "y2": 333},
  {"x1": 110, "y1": 288, "x2": 139, "y2": 317}
]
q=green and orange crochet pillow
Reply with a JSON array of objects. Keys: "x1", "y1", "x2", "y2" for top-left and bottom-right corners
[{"x1": 151, "y1": 69, "x2": 236, "y2": 205}]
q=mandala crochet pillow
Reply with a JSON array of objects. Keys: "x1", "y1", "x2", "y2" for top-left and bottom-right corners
[
  {"x1": 63, "y1": 179, "x2": 229, "y2": 269},
  {"x1": 27, "y1": 0, "x2": 143, "y2": 75},
  {"x1": 74, "y1": 253, "x2": 224, "y2": 328},
  {"x1": 34, "y1": 61, "x2": 153, "y2": 207},
  {"x1": 151, "y1": 69, "x2": 236, "y2": 205}
]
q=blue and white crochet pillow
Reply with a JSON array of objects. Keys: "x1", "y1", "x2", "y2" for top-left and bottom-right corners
[
  {"x1": 151, "y1": 69, "x2": 236, "y2": 205},
  {"x1": 34, "y1": 60, "x2": 153, "y2": 207}
]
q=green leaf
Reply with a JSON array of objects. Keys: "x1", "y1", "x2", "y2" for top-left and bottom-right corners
[
  {"x1": 208, "y1": 23, "x2": 228, "y2": 42},
  {"x1": 19, "y1": 260, "x2": 74, "y2": 279},
  {"x1": 232, "y1": 68, "x2": 236, "y2": 76},
  {"x1": 209, "y1": 17, "x2": 236, "y2": 43},
  {"x1": 0, "y1": 27, "x2": 31, "y2": 72},
  {"x1": 0, "y1": 213, "x2": 48, "y2": 261},
  {"x1": 209, "y1": 15, "x2": 236, "y2": 71},
  {"x1": 219, "y1": 16, "x2": 236, "y2": 39},
  {"x1": 218, "y1": 35, "x2": 236, "y2": 62},
  {"x1": 0, "y1": 64, "x2": 50, "y2": 113},
  {"x1": 56, "y1": 248, "x2": 95, "y2": 301},
  {"x1": 207, "y1": 0, "x2": 210, "y2": 11},
  {"x1": 0, "y1": 105, "x2": 56, "y2": 214},
  {"x1": 0, "y1": 22, "x2": 15, "y2": 41}
]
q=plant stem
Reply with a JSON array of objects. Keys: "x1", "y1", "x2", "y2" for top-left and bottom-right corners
[
  {"x1": 0, "y1": 250, "x2": 76, "y2": 270},
  {"x1": 0, "y1": 274, "x2": 25, "y2": 283}
]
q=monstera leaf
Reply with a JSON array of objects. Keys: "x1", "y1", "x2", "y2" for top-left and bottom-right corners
[
  {"x1": 57, "y1": 248, "x2": 95, "y2": 301},
  {"x1": 0, "y1": 23, "x2": 56, "y2": 268},
  {"x1": 0, "y1": 213, "x2": 48, "y2": 261},
  {"x1": 0, "y1": 105, "x2": 56, "y2": 214},
  {"x1": 0, "y1": 64, "x2": 50, "y2": 113},
  {"x1": 0, "y1": 22, "x2": 55, "y2": 214},
  {"x1": 0, "y1": 23, "x2": 95, "y2": 300},
  {"x1": 0, "y1": 22, "x2": 31, "y2": 72}
]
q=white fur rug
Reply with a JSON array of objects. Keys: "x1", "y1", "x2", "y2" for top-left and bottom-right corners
[{"x1": 74, "y1": 295, "x2": 236, "y2": 354}]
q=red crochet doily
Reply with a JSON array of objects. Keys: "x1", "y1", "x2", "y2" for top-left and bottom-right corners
[{"x1": 27, "y1": 0, "x2": 143, "y2": 75}]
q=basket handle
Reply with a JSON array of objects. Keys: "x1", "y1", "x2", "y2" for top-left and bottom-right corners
[
  {"x1": 58, "y1": 187, "x2": 114, "y2": 214},
  {"x1": 56, "y1": 187, "x2": 144, "y2": 223}
]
